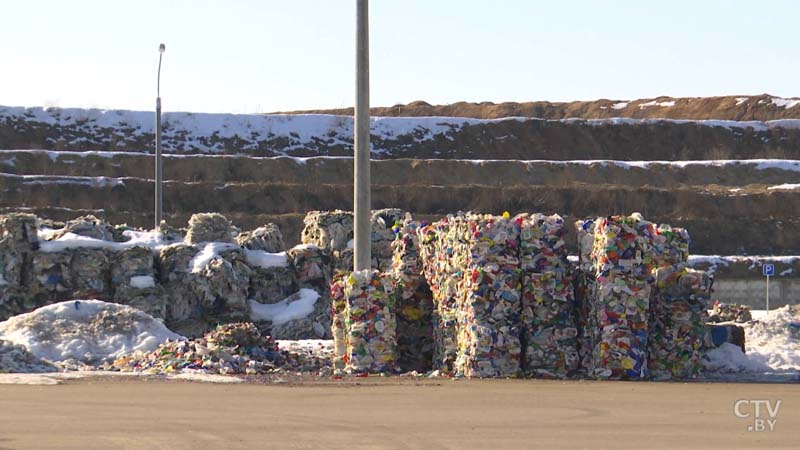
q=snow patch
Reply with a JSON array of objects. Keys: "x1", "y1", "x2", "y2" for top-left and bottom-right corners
[
  {"x1": 771, "y1": 97, "x2": 800, "y2": 109},
  {"x1": 249, "y1": 289, "x2": 319, "y2": 325},
  {"x1": 611, "y1": 101, "x2": 629, "y2": 110},
  {"x1": 38, "y1": 229, "x2": 173, "y2": 253},
  {"x1": 767, "y1": 183, "x2": 800, "y2": 190},
  {"x1": 129, "y1": 275, "x2": 155, "y2": 289},
  {"x1": 243, "y1": 250, "x2": 289, "y2": 269},
  {"x1": 638, "y1": 100, "x2": 676, "y2": 109}
]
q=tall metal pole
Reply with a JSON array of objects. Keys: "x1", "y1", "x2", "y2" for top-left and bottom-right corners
[
  {"x1": 353, "y1": 0, "x2": 371, "y2": 271},
  {"x1": 155, "y1": 43, "x2": 165, "y2": 230}
]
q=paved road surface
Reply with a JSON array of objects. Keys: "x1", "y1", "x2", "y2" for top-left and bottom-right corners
[{"x1": 0, "y1": 377, "x2": 797, "y2": 449}]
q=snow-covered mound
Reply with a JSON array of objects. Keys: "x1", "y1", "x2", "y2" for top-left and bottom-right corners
[
  {"x1": 745, "y1": 305, "x2": 800, "y2": 371},
  {"x1": 704, "y1": 305, "x2": 800, "y2": 377},
  {"x1": 0, "y1": 300, "x2": 182, "y2": 366}
]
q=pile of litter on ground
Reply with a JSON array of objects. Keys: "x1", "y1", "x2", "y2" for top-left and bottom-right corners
[
  {"x1": 704, "y1": 305, "x2": 800, "y2": 377},
  {"x1": 0, "y1": 300, "x2": 180, "y2": 369},
  {"x1": 0, "y1": 339, "x2": 57, "y2": 373},
  {"x1": 110, "y1": 322, "x2": 331, "y2": 375}
]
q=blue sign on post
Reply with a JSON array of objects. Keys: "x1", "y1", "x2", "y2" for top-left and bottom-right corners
[{"x1": 763, "y1": 264, "x2": 775, "y2": 277}]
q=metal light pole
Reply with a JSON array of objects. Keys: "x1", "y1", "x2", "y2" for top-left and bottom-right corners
[
  {"x1": 155, "y1": 43, "x2": 165, "y2": 230},
  {"x1": 353, "y1": 0, "x2": 371, "y2": 271}
]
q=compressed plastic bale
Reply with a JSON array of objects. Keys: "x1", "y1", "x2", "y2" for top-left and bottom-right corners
[
  {"x1": 417, "y1": 217, "x2": 460, "y2": 373},
  {"x1": 31, "y1": 251, "x2": 74, "y2": 304},
  {"x1": 333, "y1": 248, "x2": 355, "y2": 274},
  {"x1": 330, "y1": 273, "x2": 348, "y2": 373},
  {"x1": 111, "y1": 246, "x2": 165, "y2": 318},
  {"x1": 516, "y1": 213, "x2": 569, "y2": 273},
  {"x1": 651, "y1": 225, "x2": 691, "y2": 267},
  {"x1": 520, "y1": 272, "x2": 579, "y2": 378},
  {"x1": 248, "y1": 264, "x2": 296, "y2": 303},
  {"x1": 370, "y1": 208, "x2": 406, "y2": 270},
  {"x1": 574, "y1": 218, "x2": 597, "y2": 372},
  {"x1": 184, "y1": 213, "x2": 236, "y2": 245},
  {"x1": 192, "y1": 247, "x2": 252, "y2": 324},
  {"x1": 391, "y1": 219, "x2": 433, "y2": 373},
  {"x1": 592, "y1": 274, "x2": 652, "y2": 379},
  {"x1": 69, "y1": 248, "x2": 111, "y2": 300},
  {"x1": 0, "y1": 213, "x2": 40, "y2": 254},
  {"x1": 287, "y1": 244, "x2": 332, "y2": 291},
  {"x1": 588, "y1": 214, "x2": 656, "y2": 380},
  {"x1": 159, "y1": 244, "x2": 204, "y2": 332},
  {"x1": 453, "y1": 214, "x2": 523, "y2": 378},
  {"x1": 301, "y1": 210, "x2": 354, "y2": 251},
  {"x1": 236, "y1": 223, "x2": 286, "y2": 253},
  {"x1": 53, "y1": 215, "x2": 114, "y2": 241},
  {"x1": 648, "y1": 267, "x2": 711, "y2": 379},
  {"x1": 341, "y1": 270, "x2": 397, "y2": 374}
]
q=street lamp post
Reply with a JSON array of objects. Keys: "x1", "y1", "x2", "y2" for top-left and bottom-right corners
[
  {"x1": 353, "y1": 0, "x2": 371, "y2": 271},
  {"x1": 155, "y1": 43, "x2": 165, "y2": 230}
]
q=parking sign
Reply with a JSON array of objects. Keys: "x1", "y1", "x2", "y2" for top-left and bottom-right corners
[{"x1": 763, "y1": 264, "x2": 775, "y2": 277}]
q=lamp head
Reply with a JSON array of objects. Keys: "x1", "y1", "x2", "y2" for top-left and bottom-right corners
[{"x1": 159, "y1": 43, "x2": 166, "y2": 53}]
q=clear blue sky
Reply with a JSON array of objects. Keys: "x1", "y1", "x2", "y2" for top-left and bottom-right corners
[{"x1": 3, "y1": 0, "x2": 799, "y2": 114}]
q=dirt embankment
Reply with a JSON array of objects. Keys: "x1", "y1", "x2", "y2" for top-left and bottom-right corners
[
  {"x1": 284, "y1": 94, "x2": 800, "y2": 121},
  {"x1": 3, "y1": 109, "x2": 800, "y2": 160}
]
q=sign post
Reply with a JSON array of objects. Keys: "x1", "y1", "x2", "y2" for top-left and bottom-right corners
[{"x1": 763, "y1": 263, "x2": 775, "y2": 311}]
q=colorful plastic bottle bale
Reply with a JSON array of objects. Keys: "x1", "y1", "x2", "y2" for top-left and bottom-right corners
[
  {"x1": 591, "y1": 214, "x2": 656, "y2": 281},
  {"x1": 648, "y1": 267, "x2": 711, "y2": 379},
  {"x1": 520, "y1": 272, "x2": 579, "y2": 378},
  {"x1": 394, "y1": 276, "x2": 434, "y2": 373},
  {"x1": 574, "y1": 218, "x2": 598, "y2": 373},
  {"x1": 651, "y1": 225, "x2": 691, "y2": 267},
  {"x1": 343, "y1": 270, "x2": 397, "y2": 374},
  {"x1": 516, "y1": 213, "x2": 569, "y2": 273},
  {"x1": 591, "y1": 275, "x2": 652, "y2": 379},
  {"x1": 330, "y1": 272, "x2": 348, "y2": 373}
]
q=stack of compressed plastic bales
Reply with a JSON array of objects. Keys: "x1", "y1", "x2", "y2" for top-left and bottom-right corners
[
  {"x1": 286, "y1": 244, "x2": 333, "y2": 339},
  {"x1": 417, "y1": 216, "x2": 462, "y2": 374},
  {"x1": 648, "y1": 225, "x2": 711, "y2": 379},
  {"x1": 589, "y1": 213, "x2": 656, "y2": 379},
  {"x1": 0, "y1": 214, "x2": 39, "y2": 320},
  {"x1": 159, "y1": 241, "x2": 251, "y2": 337},
  {"x1": 454, "y1": 213, "x2": 522, "y2": 378},
  {"x1": 301, "y1": 209, "x2": 406, "y2": 273},
  {"x1": 331, "y1": 270, "x2": 397, "y2": 374},
  {"x1": 33, "y1": 216, "x2": 116, "y2": 306},
  {"x1": 517, "y1": 213, "x2": 578, "y2": 379},
  {"x1": 391, "y1": 218, "x2": 433, "y2": 373}
]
